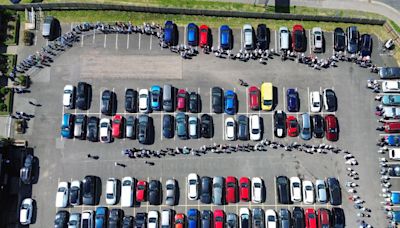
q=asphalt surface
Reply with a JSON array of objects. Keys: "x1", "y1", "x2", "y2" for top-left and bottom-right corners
[{"x1": 12, "y1": 22, "x2": 399, "y2": 227}]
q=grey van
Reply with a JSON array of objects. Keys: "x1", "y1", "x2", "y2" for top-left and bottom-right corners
[
  {"x1": 300, "y1": 113, "x2": 311, "y2": 140},
  {"x1": 163, "y1": 84, "x2": 174, "y2": 112}
]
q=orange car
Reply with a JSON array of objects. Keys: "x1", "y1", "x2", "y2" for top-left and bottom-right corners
[{"x1": 175, "y1": 213, "x2": 185, "y2": 228}]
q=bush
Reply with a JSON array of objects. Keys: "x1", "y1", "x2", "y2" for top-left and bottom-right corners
[
  {"x1": 0, "y1": 87, "x2": 9, "y2": 95},
  {"x1": 23, "y1": 30, "x2": 33, "y2": 46},
  {"x1": 0, "y1": 103, "x2": 7, "y2": 112}
]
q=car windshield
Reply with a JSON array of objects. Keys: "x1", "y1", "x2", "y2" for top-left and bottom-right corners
[
  {"x1": 227, "y1": 182, "x2": 235, "y2": 188},
  {"x1": 216, "y1": 217, "x2": 223, "y2": 222},
  {"x1": 103, "y1": 93, "x2": 110, "y2": 99},
  {"x1": 290, "y1": 120, "x2": 297, "y2": 127},
  {"x1": 254, "y1": 183, "x2": 261, "y2": 188},
  {"x1": 308, "y1": 213, "x2": 315, "y2": 219},
  {"x1": 149, "y1": 218, "x2": 157, "y2": 223},
  {"x1": 267, "y1": 216, "x2": 275, "y2": 221},
  {"x1": 227, "y1": 122, "x2": 234, "y2": 127},
  {"x1": 189, "y1": 215, "x2": 196, "y2": 220},
  {"x1": 318, "y1": 184, "x2": 324, "y2": 189},
  {"x1": 263, "y1": 100, "x2": 272, "y2": 105},
  {"x1": 58, "y1": 187, "x2": 66, "y2": 192},
  {"x1": 252, "y1": 129, "x2": 259, "y2": 134},
  {"x1": 313, "y1": 102, "x2": 319, "y2": 107},
  {"x1": 69, "y1": 220, "x2": 77, "y2": 225},
  {"x1": 241, "y1": 183, "x2": 248, "y2": 188},
  {"x1": 293, "y1": 182, "x2": 300, "y2": 187},
  {"x1": 201, "y1": 28, "x2": 207, "y2": 33},
  {"x1": 100, "y1": 122, "x2": 108, "y2": 128},
  {"x1": 123, "y1": 180, "x2": 131, "y2": 186},
  {"x1": 106, "y1": 193, "x2": 114, "y2": 199},
  {"x1": 189, "y1": 180, "x2": 197, "y2": 185},
  {"x1": 167, "y1": 184, "x2": 174, "y2": 190},
  {"x1": 250, "y1": 90, "x2": 258, "y2": 95},
  {"x1": 64, "y1": 89, "x2": 72, "y2": 94},
  {"x1": 213, "y1": 183, "x2": 221, "y2": 188},
  {"x1": 306, "y1": 186, "x2": 312, "y2": 190},
  {"x1": 329, "y1": 128, "x2": 337, "y2": 133},
  {"x1": 140, "y1": 94, "x2": 147, "y2": 98},
  {"x1": 113, "y1": 119, "x2": 120, "y2": 124},
  {"x1": 138, "y1": 185, "x2": 145, "y2": 190}
]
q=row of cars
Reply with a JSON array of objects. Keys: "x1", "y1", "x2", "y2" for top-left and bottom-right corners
[
  {"x1": 54, "y1": 206, "x2": 344, "y2": 228},
  {"x1": 164, "y1": 20, "x2": 372, "y2": 56},
  {"x1": 379, "y1": 80, "x2": 400, "y2": 134}
]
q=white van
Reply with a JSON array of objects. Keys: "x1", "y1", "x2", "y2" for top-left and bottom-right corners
[
  {"x1": 389, "y1": 148, "x2": 400, "y2": 160},
  {"x1": 279, "y1": 27, "x2": 289, "y2": 50},
  {"x1": 121, "y1": 177, "x2": 135, "y2": 207},
  {"x1": 161, "y1": 209, "x2": 172, "y2": 228}
]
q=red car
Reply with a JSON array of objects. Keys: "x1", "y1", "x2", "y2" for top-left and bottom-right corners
[
  {"x1": 286, "y1": 115, "x2": 299, "y2": 137},
  {"x1": 175, "y1": 213, "x2": 185, "y2": 228},
  {"x1": 325, "y1": 115, "x2": 338, "y2": 141},
  {"x1": 177, "y1": 89, "x2": 187, "y2": 111},
  {"x1": 199, "y1": 24, "x2": 210, "y2": 48},
  {"x1": 317, "y1": 208, "x2": 330, "y2": 228},
  {"x1": 136, "y1": 180, "x2": 147, "y2": 202},
  {"x1": 292, "y1": 24, "x2": 305, "y2": 52},
  {"x1": 239, "y1": 177, "x2": 250, "y2": 202},
  {"x1": 305, "y1": 208, "x2": 317, "y2": 228},
  {"x1": 213, "y1": 210, "x2": 225, "y2": 228},
  {"x1": 248, "y1": 86, "x2": 260, "y2": 110},
  {"x1": 112, "y1": 115, "x2": 124, "y2": 138},
  {"x1": 384, "y1": 122, "x2": 400, "y2": 133},
  {"x1": 225, "y1": 176, "x2": 237, "y2": 203}
]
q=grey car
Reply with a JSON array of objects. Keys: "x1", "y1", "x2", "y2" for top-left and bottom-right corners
[
  {"x1": 278, "y1": 209, "x2": 291, "y2": 228},
  {"x1": 20, "y1": 154, "x2": 34, "y2": 184},
  {"x1": 252, "y1": 208, "x2": 264, "y2": 228},
  {"x1": 125, "y1": 116, "x2": 136, "y2": 139},
  {"x1": 227, "y1": 213, "x2": 238, "y2": 228},
  {"x1": 315, "y1": 179, "x2": 327, "y2": 203},
  {"x1": 165, "y1": 179, "x2": 177, "y2": 206},
  {"x1": 67, "y1": 213, "x2": 81, "y2": 228},
  {"x1": 212, "y1": 176, "x2": 224, "y2": 205}
]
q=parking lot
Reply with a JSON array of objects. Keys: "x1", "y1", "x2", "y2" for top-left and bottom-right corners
[{"x1": 13, "y1": 22, "x2": 399, "y2": 227}]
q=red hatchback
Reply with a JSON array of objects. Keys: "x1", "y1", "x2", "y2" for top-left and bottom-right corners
[
  {"x1": 384, "y1": 122, "x2": 400, "y2": 133},
  {"x1": 286, "y1": 115, "x2": 299, "y2": 137},
  {"x1": 199, "y1": 25, "x2": 210, "y2": 48},
  {"x1": 112, "y1": 115, "x2": 124, "y2": 138},
  {"x1": 239, "y1": 177, "x2": 250, "y2": 202},
  {"x1": 177, "y1": 89, "x2": 187, "y2": 111},
  {"x1": 225, "y1": 176, "x2": 237, "y2": 203},
  {"x1": 305, "y1": 208, "x2": 317, "y2": 228},
  {"x1": 136, "y1": 180, "x2": 147, "y2": 202},
  {"x1": 213, "y1": 210, "x2": 225, "y2": 228},
  {"x1": 317, "y1": 208, "x2": 330, "y2": 228},
  {"x1": 325, "y1": 115, "x2": 338, "y2": 141},
  {"x1": 248, "y1": 86, "x2": 260, "y2": 110}
]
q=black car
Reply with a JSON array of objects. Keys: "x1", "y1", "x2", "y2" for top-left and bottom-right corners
[
  {"x1": 135, "y1": 212, "x2": 147, "y2": 228},
  {"x1": 76, "y1": 82, "x2": 91, "y2": 110},
  {"x1": 276, "y1": 176, "x2": 291, "y2": 204},
  {"x1": 122, "y1": 216, "x2": 134, "y2": 228},
  {"x1": 201, "y1": 210, "x2": 212, "y2": 228},
  {"x1": 360, "y1": 34, "x2": 372, "y2": 57},
  {"x1": 331, "y1": 207, "x2": 345, "y2": 228},
  {"x1": 69, "y1": 182, "x2": 81, "y2": 206},
  {"x1": 256, "y1": 24, "x2": 269, "y2": 50},
  {"x1": 74, "y1": 114, "x2": 87, "y2": 139},
  {"x1": 200, "y1": 176, "x2": 212, "y2": 204},
  {"x1": 125, "y1": 89, "x2": 138, "y2": 113},
  {"x1": 346, "y1": 26, "x2": 359, "y2": 54},
  {"x1": 189, "y1": 92, "x2": 200, "y2": 113},
  {"x1": 274, "y1": 110, "x2": 286, "y2": 138},
  {"x1": 312, "y1": 115, "x2": 325, "y2": 138},
  {"x1": 82, "y1": 175, "x2": 98, "y2": 205},
  {"x1": 252, "y1": 208, "x2": 264, "y2": 228},
  {"x1": 201, "y1": 114, "x2": 213, "y2": 138},
  {"x1": 333, "y1": 27, "x2": 346, "y2": 52},
  {"x1": 388, "y1": 165, "x2": 400, "y2": 177},
  {"x1": 212, "y1": 87, "x2": 223, "y2": 113},
  {"x1": 238, "y1": 115, "x2": 249, "y2": 140},
  {"x1": 54, "y1": 210, "x2": 69, "y2": 228},
  {"x1": 138, "y1": 115, "x2": 151, "y2": 145},
  {"x1": 101, "y1": 90, "x2": 115, "y2": 115},
  {"x1": 20, "y1": 154, "x2": 34, "y2": 184},
  {"x1": 324, "y1": 89, "x2": 337, "y2": 112},
  {"x1": 327, "y1": 177, "x2": 342, "y2": 205},
  {"x1": 292, "y1": 207, "x2": 304, "y2": 228},
  {"x1": 86, "y1": 116, "x2": 99, "y2": 142},
  {"x1": 148, "y1": 180, "x2": 161, "y2": 205},
  {"x1": 163, "y1": 114, "x2": 174, "y2": 139},
  {"x1": 109, "y1": 209, "x2": 124, "y2": 228}
]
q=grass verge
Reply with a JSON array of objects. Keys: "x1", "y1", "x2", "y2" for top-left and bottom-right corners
[{"x1": 3, "y1": 13, "x2": 20, "y2": 46}]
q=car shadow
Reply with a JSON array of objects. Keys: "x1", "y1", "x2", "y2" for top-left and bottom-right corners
[
  {"x1": 175, "y1": 180, "x2": 180, "y2": 206},
  {"x1": 95, "y1": 176, "x2": 102, "y2": 205},
  {"x1": 272, "y1": 86, "x2": 279, "y2": 110},
  {"x1": 208, "y1": 28, "x2": 213, "y2": 49},
  {"x1": 31, "y1": 156, "x2": 40, "y2": 185}
]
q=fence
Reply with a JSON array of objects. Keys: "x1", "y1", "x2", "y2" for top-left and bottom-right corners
[{"x1": 0, "y1": 3, "x2": 386, "y2": 25}]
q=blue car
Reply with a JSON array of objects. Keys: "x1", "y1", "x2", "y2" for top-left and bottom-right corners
[
  {"x1": 392, "y1": 192, "x2": 400, "y2": 205},
  {"x1": 220, "y1": 25, "x2": 231, "y2": 50},
  {"x1": 176, "y1": 112, "x2": 188, "y2": 139},
  {"x1": 187, "y1": 23, "x2": 199, "y2": 46},
  {"x1": 224, "y1": 90, "x2": 236, "y2": 115},
  {"x1": 164, "y1": 21, "x2": 175, "y2": 45},
  {"x1": 150, "y1": 85, "x2": 162, "y2": 111},
  {"x1": 61, "y1": 113, "x2": 74, "y2": 138},
  {"x1": 95, "y1": 207, "x2": 108, "y2": 227},
  {"x1": 386, "y1": 135, "x2": 400, "y2": 146},
  {"x1": 188, "y1": 209, "x2": 199, "y2": 228},
  {"x1": 286, "y1": 88, "x2": 299, "y2": 112}
]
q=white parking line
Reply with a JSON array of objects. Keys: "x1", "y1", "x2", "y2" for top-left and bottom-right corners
[
  {"x1": 218, "y1": 27, "x2": 221, "y2": 48},
  {"x1": 150, "y1": 35, "x2": 152, "y2": 50},
  {"x1": 271, "y1": 115, "x2": 275, "y2": 141},
  {"x1": 184, "y1": 26, "x2": 187, "y2": 46},
  {"x1": 127, "y1": 33, "x2": 130, "y2": 49},
  {"x1": 275, "y1": 30, "x2": 278, "y2": 51},
  {"x1": 308, "y1": 30, "x2": 312, "y2": 54},
  {"x1": 246, "y1": 87, "x2": 249, "y2": 114},
  {"x1": 92, "y1": 29, "x2": 96, "y2": 44},
  {"x1": 34, "y1": 30, "x2": 38, "y2": 46},
  {"x1": 99, "y1": 89, "x2": 103, "y2": 118},
  {"x1": 209, "y1": 87, "x2": 212, "y2": 115},
  {"x1": 160, "y1": 111, "x2": 163, "y2": 141},
  {"x1": 185, "y1": 176, "x2": 188, "y2": 213},
  {"x1": 274, "y1": 177, "x2": 277, "y2": 211},
  {"x1": 138, "y1": 33, "x2": 141, "y2": 50},
  {"x1": 332, "y1": 32, "x2": 335, "y2": 56},
  {"x1": 70, "y1": 23, "x2": 73, "y2": 31},
  {"x1": 115, "y1": 33, "x2": 118, "y2": 50},
  {"x1": 307, "y1": 87, "x2": 310, "y2": 113},
  {"x1": 46, "y1": 39, "x2": 49, "y2": 46},
  {"x1": 81, "y1": 34, "x2": 84, "y2": 47},
  {"x1": 222, "y1": 113, "x2": 225, "y2": 140},
  {"x1": 56, "y1": 177, "x2": 60, "y2": 213},
  {"x1": 283, "y1": 87, "x2": 286, "y2": 112},
  {"x1": 103, "y1": 34, "x2": 107, "y2": 48},
  {"x1": 240, "y1": 29, "x2": 243, "y2": 50}
]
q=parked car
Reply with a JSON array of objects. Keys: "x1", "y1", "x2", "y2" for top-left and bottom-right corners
[
  {"x1": 334, "y1": 27, "x2": 346, "y2": 52},
  {"x1": 292, "y1": 24, "x2": 306, "y2": 52},
  {"x1": 310, "y1": 91, "x2": 321, "y2": 112},
  {"x1": 68, "y1": 212, "x2": 81, "y2": 228},
  {"x1": 61, "y1": 113, "x2": 74, "y2": 138},
  {"x1": 302, "y1": 180, "x2": 314, "y2": 204},
  {"x1": 388, "y1": 165, "x2": 400, "y2": 176},
  {"x1": 148, "y1": 211, "x2": 159, "y2": 228},
  {"x1": 249, "y1": 115, "x2": 262, "y2": 141},
  {"x1": 150, "y1": 85, "x2": 162, "y2": 111},
  {"x1": 389, "y1": 148, "x2": 400, "y2": 160},
  {"x1": 69, "y1": 180, "x2": 81, "y2": 206},
  {"x1": 201, "y1": 114, "x2": 213, "y2": 138},
  {"x1": 305, "y1": 209, "x2": 317, "y2": 228},
  {"x1": 136, "y1": 212, "x2": 147, "y2": 228},
  {"x1": 213, "y1": 176, "x2": 224, "y2": 205},
  {"x1": 379, "y1": 67, "x2": 400, "y2": 79},
  {"x1": 138, "y1": 115, "x2": 151, "y2": 144},
  {"x1": 360, "y1": 33, "x2": 372, "y2": 57},
  {"x1": 199, "y1": 24, "x2": 210, "y2": 48},
  {"x1": 212, "y1": 87, "x2": 224, "y2": 113},
  {"x1": 101, "y1": 90, "x2": 114, "y2": 115},
  {"x1": 201, "y1": 210, "x2": 212, "y2": 228},
  {"x1": 315, "y1": 179, "x2": 327, "y2": 203},
  {"x1": 177, "y1": 89, "x2": 187, "y2": 112},
  {"x1": 290, "y1": 176, "x2": 302, "y2": 203},
  {"x1": 251, "y1": 177, "x2": 263, "y2": 203},
  {"x1": 74, "y1": 114, "x2": 87, "y2": 139},
  {"x1": 243, "y1": 24, "x2": 254, "y2": 50},
  {"x1": 256, "y1": 24, "x2": 269, "y2": 50},
  {"x1": 312, "y1": 115, "x2": 325, "y2": 138},
  {"x1": 227, "y1": 213, "x2": 237, "y2": 228},
  {"x1": 249, "y1": 86, "x2": 260, "y2": 110},
  {"x1": 331, "y1": 208, "x2": 345, "y2": 228},
  {"x1": 274, "y1": 110, "x2": 286, "y2": 138},
  {"x1": 226, "y1": 176, "x2": 237, "y2": 203},
  {"x1": 265, "y1": 209, "x2": 277, "y2": 228},
  {"x1": 188, "y1": 209, "x2": 199, "y2": 228},
  {"x1": 323, "y1": 88, "x2": 337, "y2": 111},
  {"x1": 19, "y1": 198, "x2": 33, "y2": 225},
  {"x1": 279, "y1": 209, "x2": 291, "y2": 228},
  {"x1": 175, "y1": 213, "x2": 185, "y2": 228},
  {"x1": 163, "y1": 114, "x2": 174, "y2": 139},
  {"x1": 286, "y1": 88, "x2": 299, "y2": 112},
  {"x1": 276, "y1": 176, "x2": 291, "y2": 204},
  {"x1": 139, "y1": 89, "x2": 150, "y2": 113},
  {"x1": 292, "y1": 207, "x2": 304, "y2": 228},
  {"x1": 112, "y1": 115, "x2": 124, "y2": 138},
  {"x1": 239, "y1": 208, "x2": 250, "y2": 228},
  {"x1": 188, "y1": 173, "x2": 200, "y2": 200},
  {"x1": 121, "y1": 177, "x2": 134, "y2": 207},
  {"x1": 56, "y1": 181, "x2": 69, "y2": 208},
  {"x1": 225, "y1": 117, "x2": 236, "y2": 141},
  {"x1": 346, "y1": 26, "x2": 359, "y2": 53},
  {"x1": 252, "y1": 208, "x2": 264, "y2": 228},
  {"x1": 99, "y1": 118, "x2": 111, "y2": 143},
  {"x1": 279, "y1": 27, "x2": 290, "y2": 51},
  {"x1": 220, "y1": 25, "x2": 232, "y2": 50},
  {"x1": 214, "y1": 210, "x2": 225, "y2": 228},
  {"x1": 382, "y1": 80, "x2": 400, "y2": 93},
  {"x1": 76, "y1": 82, "x2": 90, "y2": 110},
  {"x1": 125, "y1": 116, "x2": 136, "y2": 139},
  {"x1": 176, "y1": 112, "x2": 188, "y2": 140},
  {"x1": 108, "y1": 209, "x2": 124, "y2": 227},
  {"x1": 238, "y1": 115, "x2": 249, "y2": 141},
  {"x1": 224, "y1": 90, "x2": 237, "y2": 115},
  {"x1": 187, "y1": 23, "x2": 199, "y2": 46},
  {"x1": 164, "y1": 21, "x2": 177, "y2": 45},
  {"x1": 161, "y1": 210, "x2": 172, "y2": 228},
  {"x1": 300, "y1": 113, "x2": 312, "y2": 140},
  {"x1": 148, "y1": 180, "x2": 161, "y2": 205},
  {"x1": 82, "y1": 175, "x2": 98, "y2": 206},
  {"x1": 63, "y1": 84, "x2": 75, "y2": 109},
  {"x1": 239, "y1": 177, "x2": 250, "y2": 202},
  {"x1": 189, "y1": 92, "x2": 200, "y2": 113},
  {"x1": 125, "y1": 89, "x2": 137, "y2": 113},
  {"x1": 82, "y1": 210, "x2": 95, "y2": 228},
  {"x1": 317, "y1": 208, "x2": 330, "y2": 228},
  {"x1": 42, "y1": 16, "x2": 56, "y2": 40},
  {"x1": 123, "y1": 216, "x2": 134, "y2": 228},
  {"x1": 382, "y1": 95, "x2": 400, "y2": 106},
  {"x1": 165, "y1": 179, "x2": 177, "y2": 206},
  {"x1": 327, "y1": 177, "x2": 342, "y2": 205},
  {"x1": 312, "y1": 27, "x2": 323, "y2": 53},
  {"x1": 200, "y1": 176, "x2": 212, "y2": 204},
  {"x1": 87, "y1": 116, "x2": 99, "y2": 142},
  {"x1": 189, "y1": 116, "x2": 199, "y2": 139},
  {"x1": 325, "y1": 115, "x2": 339, "y2": 141},
  {"x1": 54, "y1": 210, "x2": 69, "y2": 228},
  {"x1": 136, "y1": 180, "x2": 147, "y2": 202},
  {"x1": 20, "y1": 154, "x2": 34, "y2": 185},
  {"x1": 106, "y1": 178, "x2": 117, "y2": 205},
  {"x1": 286, "y1": 116, "x2": 299, "y2": 137}
]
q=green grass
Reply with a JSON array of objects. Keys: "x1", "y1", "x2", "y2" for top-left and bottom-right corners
[
  {"x1": 2, "y1": 54, "x2": 17, "y2": 76},
  {"x1": 3, "y1": 14, "x2": 19, "y2": 46},
  {"x1": 389, "y1": 20, "x2": 400, "y2": 34}
]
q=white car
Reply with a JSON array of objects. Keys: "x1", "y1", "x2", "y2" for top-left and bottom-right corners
[
  {"x1": 20, "y1": 198, "x2": 33, "y2": 225},
  {"x1": 187, "y1": 173, "x2": 199, "y2": 200},
  {"x1": 225, "y1": 117, "x2": 236, "y2": 141},
  {"x1": 310, "y1": 91, "x2": 321, "y2": 113},
  {"x1": 383, "y1": 107, "x2": 400, "y2": 119},
  {"x1": 161, "y1": 209, "x2": 172, "y2": 228},
  {"x1": 251, "y1": 177, "x2": 263, "y2": 203},
  {"x1": 99, "y1": 118, "x2": 111, "y2": 143},
  {"x1": 315, "y1": 179, "x2": 327, "y2": 203},
  {"x1": 189, "y1": 116, "x2": 198, "y2": 139},
  {"x1": 312, "y1": 27, "x2": 323, "y2": 53},
  {"x1": 389, "y1": 148, "x2": 400, "y2": 160},
  {"x1": 81, "y1": 210, "x2": 94, "y2": 228},
  {"x1": 239, "y1": 208, "x2": 250, "y2": 228},
  {"x1": 290, "y1": 177, "x2": 302, "y2": 202},
  {"x1": 139, "y1": 89, "x2": 150, "y2": 113},
  {"x1": 382, "y1": 80, "x2": 400, "y2": 93},
  {"x1": 148, "y1": 210, "x2": 159, "y2": 228},
  {"x1": 265, "y1": 209, "x2": 277, "y2": 228},
  {"x1": 63, "y1": 85, "x2": 75, "y2": 109},
  {"x1": 106, "y1": 178, "x2": 117, "y2": 205},
  {"x1": 243, "y1": 24, "x2": 254, "y2": 50},
  {"x1": 279, "y1": 27, "x2": 289, "y2": 50},
  {"x1": 249, "y1": 115, "x2": 261, "y2": 141},
  {"x1": 302, "y1": 180, "x2": 315, "y2": 204},
  {"x1": 56, "y1": 181, "x2": 69, "y2": 208},
  {"x1": 121, "y1": 176, "x2": 134, "y2": 207}
]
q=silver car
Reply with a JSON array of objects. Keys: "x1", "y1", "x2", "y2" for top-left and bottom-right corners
[
  {"x1": 227, "y1": 213, "x2": 238, "y2": 228},
  {"x1": 68, "y1": 213, "x2": 81, "y2": 228},
  {"x1": 243, "y1": 24, "x2": 254, "y2": 50},
  {"x1": 252, "y1": 208, "x2": 264, "y2": 228},
  {"x1": 165, "y1": 179, "x2": 177, "y2": 206},
  {"x1": 315, "y1": 179, "x2": 327, "y2": 203},
  {"x1": 212, "y1": 176, "x2": 224, "y2": 205}
]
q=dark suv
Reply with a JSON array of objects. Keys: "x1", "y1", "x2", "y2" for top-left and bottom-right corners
[
  {"x1": 76, "y1": 82, "x2": 91, "y2": 110},
  {"x1": 212, "y1": 87, "x2": 223, "y2": 113},
  {"x1": 101, "y1": 90, "x2": 115, "y2": 116},
  {"x1": 276, "y1": 176, "x2": 291, "y2": 204},
  {"x1": 138, "y1": 115, "x2": 151, "y2": 144},
  {"x1": 82, "y1": 175, "x2": 99, "y2": 205}
]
